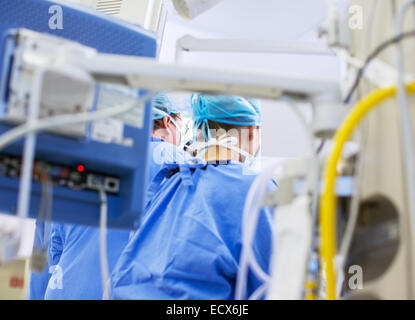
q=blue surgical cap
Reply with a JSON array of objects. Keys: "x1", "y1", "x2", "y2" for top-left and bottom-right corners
[
  {"x1": 152, "y1": 93, "x2": 181, "y2": 120},
  {"x1": 191, "y1": 94, "x2": 262, "y2": 140}
]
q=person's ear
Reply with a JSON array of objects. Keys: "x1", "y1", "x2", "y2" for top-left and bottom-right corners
[{"x1": 162, "y1": 116, "x2": 171, "y2": 129}]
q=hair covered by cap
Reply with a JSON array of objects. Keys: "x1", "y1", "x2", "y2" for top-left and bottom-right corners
[
  {"x1": 152, "y1": 93, "x2": 181, "y2": 120},
  {"x1": 191, "y1": 94, "x2": 262, "y2": 126},
  {"x1": 191, "y1": 94, "x2": 262, "y2": 140}
]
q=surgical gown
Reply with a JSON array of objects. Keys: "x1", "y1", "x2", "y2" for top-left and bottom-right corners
[
  {"x1": 148, "y1": 137, "x2": 191, "y2": 186},
  {"x1": 44, "y1": 138, "x2": 190, "y2": 299},
  {"x1": 44, "y1": 223, "x2": 129, "y2": 300},
  {"x1": 110, "y1": 160, "x2": 276, "y2": 300}
]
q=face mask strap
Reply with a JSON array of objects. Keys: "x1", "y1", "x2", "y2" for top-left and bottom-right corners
[{"x1": 194, "y1": 135, "x2": 256, "y2": 165}]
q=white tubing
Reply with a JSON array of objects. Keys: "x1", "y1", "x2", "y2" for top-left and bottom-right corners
[
  {"x1": 0, "y1": 92, "x2": 155, "y2": 153},
  {"x1": 395, "y1": 0, "x2": 415, "y2": 293},
  {"x1": 99, "y1": 188, "x2": 110, "y2": 300},
  {"x1": 249, "y1": 284, "x2": 268, "y2": 300},
  {"x1": 235, "y1": 160, "x2": 282, "y2": 300},
  {"x1": 17, "y1": 69, "x2": 43, "y2": 219}
]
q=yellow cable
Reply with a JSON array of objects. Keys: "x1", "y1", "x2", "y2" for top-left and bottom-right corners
[{"x1": 320, "y1": 82, "x2": 415, "y2": 300}]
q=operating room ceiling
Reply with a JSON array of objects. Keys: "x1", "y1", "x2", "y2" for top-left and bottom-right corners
[{"x1": 166, "y1": 0, "x2": 350, "y2": 41}]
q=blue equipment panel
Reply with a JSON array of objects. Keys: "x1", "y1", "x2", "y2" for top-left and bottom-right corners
[{"x1": 0, "y1": 0, "x2": 157, "y2": 229}]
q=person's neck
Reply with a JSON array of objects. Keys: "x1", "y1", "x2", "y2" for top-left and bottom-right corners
[{"x1": 201, "y1": 146, "x2": 241, "y2": 162}]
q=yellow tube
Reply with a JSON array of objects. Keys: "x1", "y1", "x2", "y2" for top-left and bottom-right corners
[{"x1": 320, "y1": 82, "x2": 415, "y2": 300}]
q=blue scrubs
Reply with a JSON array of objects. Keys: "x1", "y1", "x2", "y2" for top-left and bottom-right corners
[
  {"x1": 44, "y1": 223, "x2": 129, "y2": 300},
  {"x1": 148, "y1": 137, "x2": 167, "y2": 183},
  {"x1": 146, "y1": 137, "x2": 191, "y2": 204},
  {"x1": 148, "y1": 137, "x2": 190, "y2": 183},
  {"x1": 43, "y1": 138, "x2": 190, "y2": 299},
  {"x1": 110, "y1": 160, "x2": 276, "y2": 300},
  {"x1": 26, "y1": 222, "x2": 51, "y2": 300}
]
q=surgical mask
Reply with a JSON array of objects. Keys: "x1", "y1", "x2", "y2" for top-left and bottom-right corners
[
  {"x1": 247, "y1": 145, "x2": 261, "y2": 169},
  {"x1": 168, "y1": 116, "x2": 183, "y2": 147}
]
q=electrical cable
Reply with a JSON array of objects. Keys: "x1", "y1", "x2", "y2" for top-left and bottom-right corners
[
  {"x1": 335, "y1": 0, "x2": 380, "y2": 298},
  {"x1": 363, "y1": 0, "x2": 380, "y2": 94},
  {"x1": 316, "y1": 139, "x2": 325, "y2": 154},
  {"x1": 235, "y1": 160, "x2": 281, "y2": 300},
  {"x1": 99, "y1": 187, "x2": 110, "y2": 300},
  {"x1": 344, "y1": 30, "x2": 415, "y2": 104},
  {"x1": 320, "y1": 82, "x2": 415, "y2": 300},
  {"x1": 336, "y1": 132, "x2": 364, "y2": 297}
]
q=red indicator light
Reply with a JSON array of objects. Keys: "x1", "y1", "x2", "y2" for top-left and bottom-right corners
[{"x1": 77, "y1": 165, "x2": 85, "y2": 172}]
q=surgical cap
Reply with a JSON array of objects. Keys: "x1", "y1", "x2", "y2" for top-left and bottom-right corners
[
  {"x1": 191, "y1": 94, "x2": 262, "y2": 139},
  {"x1": 152, "y1": 93, "x2": 181, "y2": 120}
]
